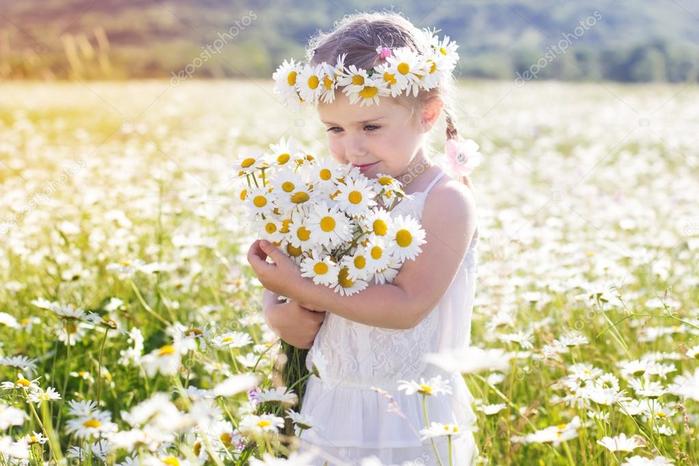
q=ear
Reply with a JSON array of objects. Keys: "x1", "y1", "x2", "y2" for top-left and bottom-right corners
[{"x1": 418, "y1": 96, "x2": 444, "y2": 133}]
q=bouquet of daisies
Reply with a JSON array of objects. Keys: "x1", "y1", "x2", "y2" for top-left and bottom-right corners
[
  {"x1": 236, "y1": 138, "x2": 426, "y2": 414},
  {"x1": 236, "y1": 138, "x2": 427, "y2": 296}
]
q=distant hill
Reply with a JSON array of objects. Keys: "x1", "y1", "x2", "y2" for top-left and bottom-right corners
[{"x1": 1, "y1": 0, "x2": 698, "y2": 81}]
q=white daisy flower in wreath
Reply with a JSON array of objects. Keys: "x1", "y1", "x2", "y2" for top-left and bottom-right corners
[
  {"x1": 339, "y1": 65, "x2": 388, "y2": 106},
  {"x1": 340, "y1": 247, "x2": 373, "y2": 281},
  {"x1": 306, "y1": 201, "x2": 353, "y2": 249},
  {"x1": 386, "y1": 47, "x2": 426, "y2": 97},
  {"x1": 244, "y1": 185, "x2": 276, "y2": 218},
  {"x1": 388, "y1": 214, "x2": 426, "y2": 262},
  {"x1": 272, "y1": 58, "x2": 303, "y2": 105},
  {"x1": 429, "y1": 32, "x2": 460, "y2": 68},
  {"x1": 334, "y1": 266, "x2": 369, "y2": 297},
  {"x1": 318, "y1": 62, "x2": 338, "y2": 104},
  {"x1": 296, "y1": 63, "x2": 325, "y2": 104},
  {"x1": 373, "y1": 61, "x2": 409, "y2": 97},
  {"x1": 335, "y1": 175, "x2": 377, "y2": 217},
  {"x1": 301, "y1": 254, "x2": 340, "y2": 287}
]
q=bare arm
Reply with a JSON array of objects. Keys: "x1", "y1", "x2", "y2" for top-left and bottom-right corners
[{"x1": 291, "y1": 181, "x2": 476, "y2": 330}]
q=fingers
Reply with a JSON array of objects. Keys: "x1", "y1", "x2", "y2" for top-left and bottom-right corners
[
  {"x1": 259, "y1": 240, "x2": 287, "y2": 265},
  {"x1": 247, "y1": 240, "x2": 274, "y2": 275}
]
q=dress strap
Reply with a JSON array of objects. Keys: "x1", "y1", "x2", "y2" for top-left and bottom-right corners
[{"x1": 423, "y1": 170, "x2": 446, "y2": 195}]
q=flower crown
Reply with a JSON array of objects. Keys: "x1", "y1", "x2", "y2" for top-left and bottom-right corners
[{"x1": 272, "y1": 29, "x2": 459, "y2": 108}]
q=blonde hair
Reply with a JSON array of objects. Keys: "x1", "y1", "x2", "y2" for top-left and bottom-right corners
[{"x1": 306, "y1": 11, "x2": 472, "y2": 189}]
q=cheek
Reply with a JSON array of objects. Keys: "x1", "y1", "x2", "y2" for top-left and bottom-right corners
[{"x1": 327, "y1": 137, "x2": 346, "y2": 161}]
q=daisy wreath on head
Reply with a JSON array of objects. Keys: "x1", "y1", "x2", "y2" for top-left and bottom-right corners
[{"x1": 272, "y1": 29, "x2": 459, "y2": 108}]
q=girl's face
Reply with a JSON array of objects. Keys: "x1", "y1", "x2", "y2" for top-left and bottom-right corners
[{"x1": 317, "y1": 91, "x2": 430, "y2": 179}]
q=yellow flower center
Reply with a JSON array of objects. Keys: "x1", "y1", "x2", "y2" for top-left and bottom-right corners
[
  {"x1": 418, "y1": 384, "x2": 433, "y2": 395},
  {"x1": 281, "y1": 181, "x2": 295, "y2": 192},
  {"x1": 354, "y1": 256, "x2": 366, "y2": 269},
  {"x1": 319, "y1": 168, "x2": 332, "y2": 180},
  {"x1": 17, "y1": 377, "x2": 31, "y2": 387},
  {"x1": 287, "y1": 71, "x2": 297, "y2": 86},
  {"x1": 220, "y1": 432, "x2": 233, "y2": 445},
  {"x1": 429, "y1": 60, "x2": 437, "y2": 73},
  {"x1": 286, "y1": 243, "x2": 302, "y2": 257},
  {"x1": 158, "y1": 344, "x2": 176, "y2": 356},
  {"x1": 222, "y1": 336, "x2": 234, "y2": 343},
  {"x1": 308, "y1": 75, "x2": 319, "y2": 89},
  {"x1": 83, "y1": 418, "x2": 102, "y2": 428},
  {"x1": 383, "y1": 72, "x2": 396, "y2": 85},
  {"x1": 348, "y1": 191, "x2": 362, "y2": 204},
  {"x1": 440, "y1": 47, "x2": 448, "y2": 56},
  {"x1": 253, "y1": 195, "x2": 267, "y2": 208},
  {"x1": 291, "y1": 191, "x2": 310, "y2": 204},
  {"x1": 397, "y1": 62, "x2": 410, "y2": 75},
  {"x1": 241, "y1": 157, "x2": 255, "y2": 168},
  {"x1": 320, "y1": 216, "x2": 336, "y2": 232},
  {"x1": 314, "y1": 262, "x2": 329, "y2": 275},
  {"x1": 338, "y1": 267, "x2": 354, "y2": 288},
  {"x1": 265, "y1": 222, "x2": 277, "y2": 234},
  {"x1": 258, "y1": 420, "x2": 271, "y2": 428},
  {"x1": 351, "y1": 75, "x2": 364, "y2": 86},
  {"x1": 277, "y1": 152, "x2": 290, "y2": 164},
  {"x1": 378, "y1": 176, "x2": 393, "y2": 185},
  {"x1": 396, "y1": 229, "x2": 413, "y2": 247},
  {"x1": 280, "y1": 219, "x2": 292, "y2": 233},
  {"x1": 162, "y1": 456, "x2": 180, "y2": 466},
  {"x1": 373, "y1": 219, "x2": 388, "y2": 236},
  {"x1": 371, "y1": 246, "x2": 383, "y2": 260},
  {"x1": 359, "y1": 86, "x2": 378, "y2": 99},
  {"x1": 297, "y1": 227, "x2": 311, "y2": 241}
]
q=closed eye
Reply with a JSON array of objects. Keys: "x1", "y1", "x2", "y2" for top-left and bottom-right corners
[
  {"x1": 364, "y1": 125, "x2": 381, "y2": 132},
  {"x1": 326, "y1": 126, "x2": 343, "y2": 133},
  {"x1": 325, "y1": 125, "x2": 381, "y2": 133}
]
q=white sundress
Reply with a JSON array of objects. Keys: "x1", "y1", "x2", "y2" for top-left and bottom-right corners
[{"x1": 297, "y1": 169, "x2": 480, "y2": 466}]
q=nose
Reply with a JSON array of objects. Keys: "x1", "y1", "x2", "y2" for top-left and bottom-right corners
[{"x1": 344, "y1": 133, "x2": 369, "y2": 163}]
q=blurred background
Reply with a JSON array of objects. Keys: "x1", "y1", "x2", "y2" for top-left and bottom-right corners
[{"x1": 2, "y1": 0, "x2": 699, "y2": 82}]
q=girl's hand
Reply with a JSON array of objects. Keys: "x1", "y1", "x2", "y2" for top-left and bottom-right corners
[
  {"x1": 264, "y1": 299, "x2": 326, "y2": 349},
  {"x1": 247, "y1": 239, "x2": 306, "y2": 299}
]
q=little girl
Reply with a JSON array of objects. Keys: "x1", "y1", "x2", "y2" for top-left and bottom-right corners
[{"x1": 248, "y1": 12, "x2": 480, "y2": 466}]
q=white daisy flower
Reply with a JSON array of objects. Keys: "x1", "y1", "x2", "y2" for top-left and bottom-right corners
[
  {"x1": 257, "y1": 387, "x2": 298, "y2": 405},
  {"x1": 296, "y1": 63, "x2": 325, "y2": 104},
  {"x1": 340, "y1": 248, "x2": 372, "y2": 281},
  {"x1": 213, "y1": 374, "x2": 259, "y2": 397},
  {"x1": 66, "y1": 410, "x2": 118, "y2": 439},
  {"x1": 397, "y1": 375, "x2": 452, "y2": 397},
  {"x1": 233, "y1": 151, "x2": 270, "y2": 176},
  {"x1": 334, "y1": 266, "x2": 369, "y2": 297},
  {"x1": 301, "y1": 254, "x2": 340, "y2": 287},
  {"x1": 387, "y1": 214, "x2": 426, "y2": 262},
  {"x1": 239, "y1": 413, "x2": 285, "y2": 435},
  {"x1": 335, "y1": 175, "x2": 377, "y2": 217},
  {"x1": 372, "y1": 254, "x2": 402, "y2": 285},
  {"x1": 272, "y1": 58, "x2": 303, "y2": 106},
  {"x1": 363, "y1": 236, "x2": 392, "y2": 272},
  {"x1": 386, "y1": 47, "x2": 426, "y2": 97},
  {"x1": 0, "y1": 402, "x2": 27, "y2": 430},
  {"x1": 318, "y1": 62, "x2": 338, "y2": 104},
  {"x1": 372, "y1": 61, "x2": 409, "y2": 97},
  {"x1": 597, "y1": 433, "x2": 645, "y2": 453},
  {"x1": 141, "y1": 343, "x2": 182, "y2": 377},
  {"x1": 306, "y1": 202, "x2": 353, "y2": 249},
  {"x1": 244, "y1": 185, "x2": 276, "y2": 218},
  {"x1": 621, "y1": 456, "x2": 674, "y2": 466},
  {"x1": 419, "y1": 421, "x2": 465, "y2": 440},
  {"x1": 339, "y1": 65, "x2": 388, "y2": 106},
  {"x1": 211, "y1": 331, "x2": 253, "y2": 349},
  {"x1": 362, "y1": 208, "x2": 392, "y2": 238},
  {"x1": 268, "y1": 138, "x2": 301, "y2": 170},
  {"x1": 478, "y1": 403, "x2": 507, "y2": 415},
  {"x1": 26, "y1": 386, "x2": 61, "y2": 404}
]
